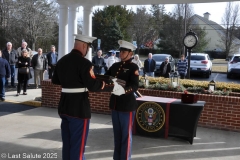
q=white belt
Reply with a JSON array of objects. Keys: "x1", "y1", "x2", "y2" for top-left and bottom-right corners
[{"x1": 62, "y1": 88, "x2": 88, "y2": 93}]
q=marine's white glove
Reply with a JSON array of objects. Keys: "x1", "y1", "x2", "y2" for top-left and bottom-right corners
[{"x1": 112, "y1": 78, "x2": 125, "y2": 96}]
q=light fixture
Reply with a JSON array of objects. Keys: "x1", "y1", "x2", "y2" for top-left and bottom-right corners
[
  {"x1": 208, "y1": 80, "x2": 216, "y2": 91},
  {"x1": 169, "y1": 71, "x2": 179, "y2": 88}
]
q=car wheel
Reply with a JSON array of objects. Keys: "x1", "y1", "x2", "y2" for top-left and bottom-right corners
[
  {"x1": 206, "y1": 72, "x2": 210, "y2": 78},
  {"x1": 227, "y1": 73, "x2": 231, "y2": 79}
]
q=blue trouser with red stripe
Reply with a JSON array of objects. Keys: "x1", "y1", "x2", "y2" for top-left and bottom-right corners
[
  {"x1": 60, "y1": 115, "x2": 90, "y2": 160},
  {"x1": 112, "y1": 110, "x2": 136, "y2": 160}
]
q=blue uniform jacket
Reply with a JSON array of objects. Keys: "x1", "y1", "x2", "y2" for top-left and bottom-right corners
[
  {"x1": 0, "y1": 57, "x2": 10, "y2": 78},
  {"x1": 105, "y1": 59, "x2": 139, "y2": 112}
]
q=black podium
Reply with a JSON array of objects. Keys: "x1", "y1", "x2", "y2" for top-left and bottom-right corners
[
  {"x1": 134, "y1": 96, "x2": 205, "y2": 144},
  {"x1": 168, "y1": 99, "x2": 205, "y2": 144}
]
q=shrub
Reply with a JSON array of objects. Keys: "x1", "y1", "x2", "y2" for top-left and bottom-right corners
[{"x1": 139, "y1": 76, "x2": 236, "y2": 96}]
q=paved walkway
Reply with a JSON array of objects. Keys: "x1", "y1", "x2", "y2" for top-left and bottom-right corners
[{"x1": 0, "y1": 89, "x2": 240, "y2": 160}]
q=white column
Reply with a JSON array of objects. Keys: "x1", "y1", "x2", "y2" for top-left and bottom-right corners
[
  {"x1": 68, "y1": 5, "x2": 78, "y2": 52},
  {"x1": 83, "y1": 5, "x2": 93, "y2": 61},
  {"x1": 58, "y1": 3, "x2": 68, "y2": 60}
]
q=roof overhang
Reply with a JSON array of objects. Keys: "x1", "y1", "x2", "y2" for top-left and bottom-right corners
[{"x1": 58, "y1": 0, "x2": 238, "y2": 6}]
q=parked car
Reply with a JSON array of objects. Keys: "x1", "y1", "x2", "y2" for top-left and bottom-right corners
[
  {"x1": 186, "y1": 53, "x2": 212, "y2": 78},
  {"x1": 103, "y1": 50, "x2": 120, "y2": 64},
  {"x1": 227, "y1": 54, "x2": 240, "y2": 78},
  {"x1": 152, "y1": 54, "x2": 175, "y2": 75},
  {"x1": 225, "y1": 56, "x2": 232, "y2": 61}
]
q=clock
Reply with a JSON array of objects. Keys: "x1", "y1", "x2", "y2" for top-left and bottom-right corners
[{"x1": 183, "y1": 34, "x2": 198, "y2": 48}]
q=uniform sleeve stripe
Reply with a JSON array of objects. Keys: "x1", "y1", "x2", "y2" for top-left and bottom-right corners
[
  {"x1": 79, "y1": 119, "x2": 88, "y2": 160},
  {"x1": 126, "y1": 112, "x2": 133, "y2": 160}
]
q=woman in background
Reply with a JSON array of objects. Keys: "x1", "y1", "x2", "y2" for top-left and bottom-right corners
[
  {"x1": 16, "y1": 49, "x2": 32, "y2": 96},
  {"x1": 132, "y1": 54, "x2": 143, "y2": 75}
]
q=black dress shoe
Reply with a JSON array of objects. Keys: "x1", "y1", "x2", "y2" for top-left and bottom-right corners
[{"x1": 0, "y1": 98, "x2": 5, "y2": 101}]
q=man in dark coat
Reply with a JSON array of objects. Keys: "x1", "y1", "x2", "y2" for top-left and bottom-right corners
[
  {"x1": 0, "y1": 51, "x2": 10, "y2": 101},
  {"x1": 159, "y1": 57, "x2": 172, "y2": 78},
  {"x1": 2, "y1": 42, "x2": 18, "y2": 87},
  {"x1": 143, "y1": 53, "x2": 156, "y2": 77},
  {"x1": 105, "y1": 40, "x2": 139, "y2": 160},
  {"x1": 92, "y1": 49, "x2": 105, "y2": 74},
  {"x1": 46, "y1": 45, "x2": 58, "y2": 79},
  {"x1": 52, "y1": 34, "x2": 117, "y2": 160}
]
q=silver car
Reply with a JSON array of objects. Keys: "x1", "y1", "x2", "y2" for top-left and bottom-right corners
[{"x1": 227, "y1": 54, "x2": 240, "y2": 78}]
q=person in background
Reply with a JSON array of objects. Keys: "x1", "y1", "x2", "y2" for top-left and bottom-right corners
[
  {"x1": 46, "y1": 45, "x2": 58, "y2": 79},
  {"x1": 177, "y1": 54, "x2": 188, "y2": 79},
  {"x1": 31, "y1": 48, "x2": 47, "y2": 88},
  {"x1": 92, "y1": 49, "x2": 105, "y2": 75},
  {"x1": 143, "y1": 53, "x2": 156, "y2": 77},
  {"x1": 0, "y1": 51, "x2": 10, "y2": 101},
  {"x1": 105, "y1": 40, "x2": 139, "y2": 160},
  {"x1": 107, "y1": 50, "x2": 119, "y2": 69},
  {"x1": 17, "y1": 41, "x2": 33, "y2": 87},
  {"x1": 2, "y1": 42, "x2": 18, "y2": 87},
  {"x1": 159, "y1": 57, "x2": 171, "y2": 78},
  {"x1": 17, "y1": 41, "x2": 33, "y2": 59},
  {"x1": 132, "y1": 54, "x2": 143, "y2": 75},
  {"x1": 52, "y1": 34, "x2": 118, "y2": 160},
  {"x1": 16, "y1": 49, "x2": 32, "y2": 96}
]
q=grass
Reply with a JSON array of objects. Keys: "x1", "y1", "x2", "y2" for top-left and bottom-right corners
[
  {"x1": 212, "y1": 59, "x2": 228, "y2": 64},
  {"x1": 212, "y1": 66, "x2": 227, "y2": 73}
]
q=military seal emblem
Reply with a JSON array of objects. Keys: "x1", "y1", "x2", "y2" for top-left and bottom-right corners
[{"x1": 136, "y1": 102, "x2": 165, "y2": 132}]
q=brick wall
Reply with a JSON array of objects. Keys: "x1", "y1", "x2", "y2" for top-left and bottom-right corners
[{"x1": 41, "y1": 80, "x2": 240, "y2": 132}]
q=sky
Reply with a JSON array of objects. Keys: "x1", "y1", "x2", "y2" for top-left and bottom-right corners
[
  {"x1": 86, "y1": 2, "x2": 240, "y2": 25},
  {"x1": 164, "y1": 2, "x2": 229, "y2": 24}
]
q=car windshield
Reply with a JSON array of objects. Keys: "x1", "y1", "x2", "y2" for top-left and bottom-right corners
[
  {"x1": 186, "y1": 55, "x2": 205, "y2": 60},
  {"x1": 152, "y1": 56, "x2": 167, "y2": 61},
  {"x1": 233, "y1": 56, "x2": 240, "y2": 62}
]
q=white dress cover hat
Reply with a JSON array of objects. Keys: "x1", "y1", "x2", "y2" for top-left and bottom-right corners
[
  {"x1": 74, "y1": 34, "x2": 97, "y2": 44},
  {"x1": 118, "y1": 40, "x2": 137, "y2": 51}
]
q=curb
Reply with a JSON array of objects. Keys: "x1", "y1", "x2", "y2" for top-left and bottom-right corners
[
  {"x1": 4, "y1": 100, "x2": 42, "y2": 107},
  {"x1": 21, "y1": 101, "x2": 42, "y2": 107}
]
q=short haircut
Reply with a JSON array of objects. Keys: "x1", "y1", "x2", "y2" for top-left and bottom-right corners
[
  {"x1": 7, "y1": 42, "x2": 12, "y2": 46},
  {"x1": 51, "y1": 45, "x2": 55, "y2": 48}
]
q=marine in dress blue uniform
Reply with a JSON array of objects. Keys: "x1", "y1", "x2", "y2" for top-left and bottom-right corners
[
  {"x1": 52, "y1": 34, "x2": 115, "y2": 160},
  {"x1": 105, "y1": 40, "x2": 139, "y2": 160}
]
